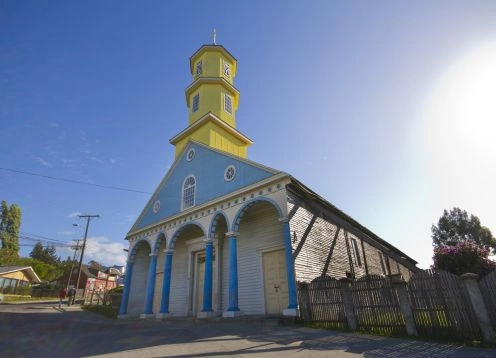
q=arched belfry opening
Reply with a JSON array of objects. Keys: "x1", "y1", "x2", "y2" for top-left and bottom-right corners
[
  {"x1": 127, "y1": 240, "x2": 152, "y2": 316},
  {"x1": 232, "y1": 200, "x2": 286, "y2": 315}
]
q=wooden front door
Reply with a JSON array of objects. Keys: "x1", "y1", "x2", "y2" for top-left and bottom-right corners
[
  {"x1": 194, "y1": 253, "x2": 205, "y2": 314},
  {"x1": 263, "y1": 249, "x2": 289, "y2": 314}
]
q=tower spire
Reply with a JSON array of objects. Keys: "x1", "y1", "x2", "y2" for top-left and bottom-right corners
[{"x1": 212, "y1": 28, "x2": 217, "y2": 45}]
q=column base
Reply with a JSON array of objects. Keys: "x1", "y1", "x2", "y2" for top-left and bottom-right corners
[
  {"x1": 140, "y1": 313, "x2": 155, "y2": 319},
  {"x1": 283, "y1": 308, "x2": 299, "y2": 317},
  {"x1": 117, "y1": 314, "x2": 129, "y2": 320},
  {"x1": 155, "y1": 313, "x2": 172, "y2": 319},
  {"x1": 222, "y1": 310, "x2": 243, "y2": 318},
  {"x1": 197, "y1": 311, "x2": 216, "y2": 319}
]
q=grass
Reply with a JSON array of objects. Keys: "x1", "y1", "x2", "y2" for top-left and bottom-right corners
[
  {"x1": 3, "y1": 294, "x2": 57, "y2": 303},
  {"x1": 81, "y1": 304, "x2": 119, "y2": 319}
]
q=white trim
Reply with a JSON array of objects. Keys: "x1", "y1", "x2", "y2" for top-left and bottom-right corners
[
  {"x1": 224, "y1": 93, "x2": 233, "y2": 115},
  {"x1": 181, "y1": 175, "x2": 196, "y2": 211}
]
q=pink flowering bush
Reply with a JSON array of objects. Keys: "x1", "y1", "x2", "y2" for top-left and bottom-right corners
[{"x1": 433, "y1": 240, "x2": 496, "y2": 276}]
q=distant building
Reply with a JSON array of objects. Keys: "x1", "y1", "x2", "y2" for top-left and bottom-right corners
[
  {"x1": 119, "y1": 42, "x2": 418, "y2": 319},
  {"x1": 62, "y1": 264, "x2": 119, "y2": 298},
  {"x1": 0, "y1": 266, "x2": 41, "y2": 293}
]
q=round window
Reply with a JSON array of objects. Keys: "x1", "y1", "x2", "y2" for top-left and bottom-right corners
[
  {"x1": 152, "y1": 200, "x2": 161, "y2": 214},
  {"x1": 224, "y1": 165, "x2": 236, "y2": 181},
  {"x1": 186, "y1": 148, "x2": 195, "y2": 161}
]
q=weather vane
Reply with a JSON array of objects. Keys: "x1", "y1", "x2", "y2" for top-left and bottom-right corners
[{"x1": 213, "y1": 28, "x2": 217, "y2": 45}]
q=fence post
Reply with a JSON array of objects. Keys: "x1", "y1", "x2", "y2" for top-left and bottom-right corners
[
  {"x1": 298, "y1": 282, "x2": 312, "y2": 322},
  {"x1": 460, "y1": 273, "x2": 496, "y2": 344},
  {"x1": 339, "y1": 277, "x2": 357, "y2": 330},
  {"x1": 391, "y1": 276, "x2": 418, "y2": 336}
]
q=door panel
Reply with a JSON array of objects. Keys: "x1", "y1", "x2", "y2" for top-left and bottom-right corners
[{"x1": 263, "y1": 250, "x2": 288, "y2": 314}]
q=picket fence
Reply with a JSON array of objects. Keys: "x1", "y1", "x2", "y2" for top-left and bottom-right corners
[{"x1": 297, "y1": 269, "x2": 496, "y2": 342}]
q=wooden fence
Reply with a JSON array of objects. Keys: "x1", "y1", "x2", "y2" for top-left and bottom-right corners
[
  {"x1": 298, "y1": 269, "x2": 495, "y2": 343},
  {"x1": 479, "y1": 270, "x2": 496, "y2": 330},
  {"x1": 408, "y1": 269, "x2": 480, "y2": 340},
  {"x1": 352, "y1": 275, "x2": 406, "y2": 336}
]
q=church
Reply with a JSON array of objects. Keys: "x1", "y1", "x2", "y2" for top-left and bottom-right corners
[{"x1": 118, "y1": 41, "x2": 418, "y2": 319}]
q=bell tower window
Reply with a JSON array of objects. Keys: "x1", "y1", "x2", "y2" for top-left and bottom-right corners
[
  {"x1": 224, "y1": 93, "x2": 233, "y2": 115},
  {"x1": 223, "y1": 61, "x2": 231, "y2": 78},
  {"x1": 192, "y1": 94, "x2": 200, "y2": 113},
  {"x1": 182, "y1": 175, "x2": 196, "y2": 210},
  {"x1": 195, "y1": 60, "x2": 202, "y2": 78}
]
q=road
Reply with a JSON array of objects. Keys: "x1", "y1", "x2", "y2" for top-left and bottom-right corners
[{"x1": 0, "y1": 302, "x2": 495, "y2": 357}]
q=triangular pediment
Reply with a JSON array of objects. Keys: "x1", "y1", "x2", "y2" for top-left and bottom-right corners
[{"x1": 129, "y1": 141, "x2": 281, "y2": 233}]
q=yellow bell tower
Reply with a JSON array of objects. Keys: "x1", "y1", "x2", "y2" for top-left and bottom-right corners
[{"x1": 170, "y1": 40, "x2": 252, "y2": 158}]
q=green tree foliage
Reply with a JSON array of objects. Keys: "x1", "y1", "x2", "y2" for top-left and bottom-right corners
[
  {"x1": 29, "y1": 243, "x2": 60, "y2": 265},
  {"x1": 29, "y1": 242, "x2": 45, "y2": 260},
  {"x1": 433, "y1": 240, "x2": 496, "y2": 276},
  {"x1": 17, "y1": 257, "x2": 64, "y2": 282},
  {"x1": 431, "y1": 207, "x2": 496, "y2": 254},
  {"x1": 0, "y1": 200, "x2": 21, "y2": 264}
]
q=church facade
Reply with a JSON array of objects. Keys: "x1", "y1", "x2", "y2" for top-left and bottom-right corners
[{"x1": 118, "y1": 43, "x2": 418, "y2": 319}]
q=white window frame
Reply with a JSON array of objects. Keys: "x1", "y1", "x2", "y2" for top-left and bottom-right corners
[
  {"x1": 195, "y1": 60, "x2": 202, "y2": 77},
  {"x1": 182, "y1": 175, "x2": 196, "y2": 210},
  {"x1": 192, "y1": 93, "x2": 200, "y2": 113},
  {"x1": 378, "y1": 251, "x2": 387, "y2": 275},
  {"x1": 223, "y1": 61, "x2": 231, "y2": 78},
  {"x1": 224, "y1": 93, "x2": 233, "y2": 114},
  {"x1": 350, "y1": 238, "x2": 362, "y2": 266}
]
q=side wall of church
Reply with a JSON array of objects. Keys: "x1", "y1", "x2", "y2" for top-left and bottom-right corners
[{"x1": 287, "y1": 193, "x2": 415, "y2": 283}]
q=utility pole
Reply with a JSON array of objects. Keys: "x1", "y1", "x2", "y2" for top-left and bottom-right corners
[
  {"x1": 66, "y1": 239, "x2": 80, "y2": 291},
  {"x1": 74, "y1": 214, "x2": 99, "y2": 303}
]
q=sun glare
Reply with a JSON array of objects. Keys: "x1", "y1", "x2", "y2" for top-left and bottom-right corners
[{"x1": 431, "y1": 42, "x2": 496, "y2": 157}]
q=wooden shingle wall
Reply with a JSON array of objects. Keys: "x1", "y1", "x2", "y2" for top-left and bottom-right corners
[{"x1": 287, "y1": 194, "x2": 414, "y2": 283}]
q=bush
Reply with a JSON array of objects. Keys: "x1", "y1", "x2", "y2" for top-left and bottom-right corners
[
  {"x1": 433, "y1": 240, "x2": 496, "y2": 276},
  {"x1": 82, "y1": 304, "x2": 118, "y2": 319}
]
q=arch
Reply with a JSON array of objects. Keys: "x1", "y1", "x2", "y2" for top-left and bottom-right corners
[
  {"x1": 153, "y1": 232, "x2": 167, "y2": 255},
  {"x1": 169, "y1": 222, "x2": 206, "y2": 249},
  {"x1": 129, "y1": 239, "x2": 152, "y2": 263},
  {"x1": 208, "y1": 211, "x2": 229, "y2": 239},
  {"x1": 231, "y1": 197, "x2": 284, "y2": 232}
]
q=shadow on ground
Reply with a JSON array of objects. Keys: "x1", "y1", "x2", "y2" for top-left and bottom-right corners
[{"x1": 0, "y1": 306, "x2": 494, "y2": 357}]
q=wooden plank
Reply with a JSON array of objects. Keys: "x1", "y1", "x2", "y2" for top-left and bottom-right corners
[
  {"x1": 321, "y1": 227, "x2": 340, "y2": 276},
  {"x1": 292, "y1": 215, "x2": 317, "y2": 259}
]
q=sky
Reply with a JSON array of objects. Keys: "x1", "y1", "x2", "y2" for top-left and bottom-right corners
[{"x1": 1, "y1": 1, "x2": 495, "y2": 269}]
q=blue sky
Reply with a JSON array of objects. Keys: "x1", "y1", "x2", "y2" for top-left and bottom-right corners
[{"x1": 1, "y1": 1, "x2": 495, "y2": 268}]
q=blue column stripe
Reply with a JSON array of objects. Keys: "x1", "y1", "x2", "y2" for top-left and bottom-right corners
[
  {"x1": 202, "y1": 240, "x2": 213, "y2": 312},
  {"x1": 228, "y1": 235, "x2": 240, "y2": 311},
  {"x1": 118, "y1": 261, "x2": 134, "y2": 315},
  {"x1": 283, "y1": 221, "x2": 298, "y2": 309},
  {"x1": 159, "y1": 252, "x2": 173, "y2": 314}
]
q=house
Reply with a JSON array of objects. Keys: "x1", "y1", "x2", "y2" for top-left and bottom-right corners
[
  {"x1": 0, "y1": 266, "x2": 42, "y2": 294},
  {"x1": 118, "y1": 42, "x2": 418, "y2": 319},
  {"x1": 62, "y1": 264, "x2": 118, "y2": 298}
]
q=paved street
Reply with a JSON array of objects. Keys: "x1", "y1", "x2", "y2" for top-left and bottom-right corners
[{"x1": 0, "y1": 302, "x2": 495, "y2": 357}]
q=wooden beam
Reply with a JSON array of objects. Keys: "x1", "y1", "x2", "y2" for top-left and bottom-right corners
[
  {"x1": 292, "y1": 215, "x2": 317, "y2": 259},
  {"x1": 344, "y1": 231, "x2": 355, "y2": 278},
  {"x1": 360, "y1": 239, "x2": 369, "y2": 276},
  {"x1": 287, "y1": 204, "x2": 299, "y2": 221},
  {"x1": 321, "y1": 227, "x2": 341, "y2": 276}
]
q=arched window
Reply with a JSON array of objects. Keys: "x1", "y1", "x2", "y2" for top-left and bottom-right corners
[{"x1": 182, "y1": 175, "x2": 196, "y2": 210}]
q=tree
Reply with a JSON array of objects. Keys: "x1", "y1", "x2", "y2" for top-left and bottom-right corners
[
  {"x1": 30, "y1": 243, "x2": 60, "y2": 265},
  {"x1": 431, "y1": 207, "x2": 496, "y2": 254},
  {"x1": 30, "y1": 242, "x2": 45, "y2": 261},
  {"x1": 433, "y1": 240, "x2": 496, "y2": 276},
  {"x1": 0, "y1": 200, "x2": 21, "y2": 264}
]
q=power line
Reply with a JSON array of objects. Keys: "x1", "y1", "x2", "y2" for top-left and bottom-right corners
[{"x1": 0, "y1": 166, "x2": 151, "y2": 194}]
